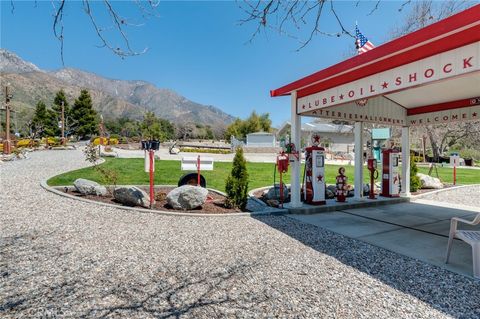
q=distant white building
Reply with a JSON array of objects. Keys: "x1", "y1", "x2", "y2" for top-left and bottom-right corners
[
  {"x1": 276, "y1": 120, "x2": 354, "y2": 153},
  {"x1": 246, "y1": 132, "x2": 276, "y2": 147}
]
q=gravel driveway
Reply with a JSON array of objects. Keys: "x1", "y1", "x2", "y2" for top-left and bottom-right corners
[{"x1": 1, "y1": 150, "x2": 479, "y2": 318}]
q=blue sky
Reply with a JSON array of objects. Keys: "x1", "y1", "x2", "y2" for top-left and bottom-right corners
[{"x1": 1, "y1": 1, "x2": 413, "y2": 126}]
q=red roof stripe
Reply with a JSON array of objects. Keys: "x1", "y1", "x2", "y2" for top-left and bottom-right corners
[
  {"x1": 270, "y1": 4, "x2": 480, "y2": 97},
  {"x1": 297, "y1": 24, "x2": 480, "y2": 99}
]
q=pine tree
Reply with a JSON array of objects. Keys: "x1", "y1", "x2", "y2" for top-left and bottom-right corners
[
  {"x1": 225, "y1": 147, "x2": 249, "y2": 209},
  {"x1": 31, "y1": 101, "x2": 58, "y2": 137},
  {"x1": 71, "y1": 89, "x2": 98, "y2": 139}
]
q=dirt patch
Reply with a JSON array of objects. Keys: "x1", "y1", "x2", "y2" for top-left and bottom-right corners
[{"x1": 63, "y1": 186, "x2": 246, "y2": 214}]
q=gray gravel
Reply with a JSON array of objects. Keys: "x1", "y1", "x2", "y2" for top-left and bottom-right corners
[
  {"x1": 419, "y1": 185, "x2": 480, "y2": 208},
  {"x1": 1, "y1": 150, "x2": 480, "y2": 318}
]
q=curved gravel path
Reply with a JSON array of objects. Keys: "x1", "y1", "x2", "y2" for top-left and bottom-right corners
[
  {"x1": 1, "y1": 150, "x2": 479, "y2": 318},
  {"x1": 419, "y1": 185, "x2": 480, "y2": 208}
]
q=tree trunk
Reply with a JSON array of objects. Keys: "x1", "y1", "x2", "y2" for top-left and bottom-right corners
[{"x1": 427, "y1": 130, "x2": 440, "y2": 162}]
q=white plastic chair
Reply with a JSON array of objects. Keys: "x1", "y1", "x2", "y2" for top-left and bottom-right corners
[{"x1": 445, "y1": 213, "x2": 480, "y2": 279}]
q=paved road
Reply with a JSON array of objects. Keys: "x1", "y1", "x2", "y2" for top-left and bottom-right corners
[{"x1": 1, "y1": 150, "x2": 479, "y2": 318}]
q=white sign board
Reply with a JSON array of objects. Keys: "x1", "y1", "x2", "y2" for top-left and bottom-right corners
[
  {"x1": 298, "y1": 42, "x2": 479, "y2": 112},
  {"x1": 144, "y1": 151, "x2": 155, "y2": 172},
  {"x1": 181, "y1": 156, "x2": 214, "y2": 171}
]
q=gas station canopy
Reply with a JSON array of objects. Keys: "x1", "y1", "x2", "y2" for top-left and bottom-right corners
[{"x1": 271, "y1": 4, "x2": 480, "y2": 127}]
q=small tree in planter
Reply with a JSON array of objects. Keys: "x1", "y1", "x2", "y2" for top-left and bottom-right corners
[
  {"x1": 225, "y1": 147, "x2": 249, "y2": 209},
  {"x1": 410, "y1": 154, "x2": 421, "y2": 192},
  {"x1": 83, "y1": 143, "x2": 118, "y2": 195}
]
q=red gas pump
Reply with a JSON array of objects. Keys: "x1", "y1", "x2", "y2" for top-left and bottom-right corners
[
  {"x1": 276, "y1": 152, "x2": 289, "y2": 207},
  {"x1": 367, "y1": 158, "x2": 379, "y2": 199},
  {"x1": 335, "y1": 167, "x2": 348, "y2": 202}
]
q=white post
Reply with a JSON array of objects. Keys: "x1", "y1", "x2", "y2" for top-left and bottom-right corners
[
  {"x1": 401, "y1": 126, "x2": 411, "y2": 197},
  {"x1": 354, "y1": 121, "x2": 364, "y2": 200},
  {"x1": 290, "y1": 91, "x2": 302, "y2": 208}
]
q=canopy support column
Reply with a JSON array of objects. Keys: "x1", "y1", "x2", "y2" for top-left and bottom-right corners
[
  {"x1": 354, "y1": 121, "x2": 364, "y2": 200},
  {"x1": 401, "y1": 126, "x2": 411, "y2": 197},
  {"x1": 290, "y1": 91, "x2": 302, "y2": 208}
]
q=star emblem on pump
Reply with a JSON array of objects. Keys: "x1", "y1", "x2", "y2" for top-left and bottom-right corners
[
  {"x1": 317, "y1": 174, "x2": 323, "y2": 182},
  {"x1": 381, "y1": 81, "x2": 389, "y2": 89}
]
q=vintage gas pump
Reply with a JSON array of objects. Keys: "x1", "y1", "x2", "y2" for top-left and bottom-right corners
[
  {"x1": 276, "y1": 152, "x2": 289, "y2": 207},
  {"x1": 367, "y1": 158, "x2": 379, "y2": 199},
  {"x1": 304, "y1": 134, "x2": 326, "y2": 205},
  {"x1": 381, "y1": 149, "x2": 400, "y2": 197},
  {"x1": 335, "y1": 167, "x2": 348, "y2": 202}
]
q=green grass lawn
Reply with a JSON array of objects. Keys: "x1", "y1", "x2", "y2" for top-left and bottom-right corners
[{"x1": 47, "y1": 158, "x2": 480, "y2": 191}]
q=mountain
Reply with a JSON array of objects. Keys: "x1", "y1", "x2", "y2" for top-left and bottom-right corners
[{"x1": 0, "y1": 49, "x2": 235, "y2": 134}]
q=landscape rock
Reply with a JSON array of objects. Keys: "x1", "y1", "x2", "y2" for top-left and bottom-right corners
[
  {"x1": 113, "y1": 186, "x2": 151, "y2": 208},
  {"x1": 74, "y1": 178, "x2": 107, "y2": 196},
  {"x1": 170, "y1": 147, "x2": 180, "y2": 155},
  {"x1": 100, "y1": 150, "x2": 117, "y2": 157},
  {"x1": 266, "y1": 199, "x2": 280, "y2": 207},
  {"x1": 325, "y1": 188, "x2": 335, "y2": 199},
  {"x1": 1, "y1": 154, "x2": 17, "y2": 161},
  {"x1": 418, "y1": 173, "x2": 444, "y2": 189},
  {"x1": 166, "y1": 185, "x2": 208, "y2": 210},
  {"x1": 264, "y1": 184, "x2": 289, "y2": 201},
  {"x1": 326, "y1": 185, "x2": 337, "y2": 194}
]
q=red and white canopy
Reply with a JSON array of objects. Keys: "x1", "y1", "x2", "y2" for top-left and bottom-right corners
[{"x1": 271, "y1": 5, "x2": 480, "y2": 127}]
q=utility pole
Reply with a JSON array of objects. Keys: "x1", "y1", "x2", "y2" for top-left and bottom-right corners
[
  {"x1": 61, "y1": 100, "x2": 66, "y2": 146},
  {"x1": 3, "y1": 85, "x2": 12, "y2": 155}
]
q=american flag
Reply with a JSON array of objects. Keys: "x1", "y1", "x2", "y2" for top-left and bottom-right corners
[{"x1": 355, "y1": 25, "x2": 375, "y2": 55}]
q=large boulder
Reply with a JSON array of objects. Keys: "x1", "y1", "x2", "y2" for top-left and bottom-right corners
[
  {"x1": 74, "y1": 178, "x2": 107, "y2": 196},
  {"x1": 264, "y1": 184, "x2": 289, "y2": 201},
  {"x1": 166, "y1": 185, "x2": 208, "y2": 210},
  {"x1": 113, "y1": 186, "x2": 151, "y2": 208},
  {"x1": 418, "y1": 173, "x2": 444, "y2": 189}
]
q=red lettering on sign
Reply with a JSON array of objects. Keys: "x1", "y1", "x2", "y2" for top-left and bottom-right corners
[
  {"x1": 325, "y1": 110, "x2": 330, "y2": 116},
  {"x1": 463, "y1": 57, "x2": 473, "y2": 68},
  {"x1": 443, "y1": 63, "x2": 452, "y2": 73},
  {"x1": 315, "y1": 100, "x2": 320, "y2": 106},
  {"x1": 443, "y1": 116, "x2": 449, "y2": 121},
  {"x1": 369, "y1": 85, "x2": 375, "y2": 93},
  {"x1": 331, "y1": 96, "x2": 335, "y2": 103},
  {"x1": 452, "y1": 114, "x2": 458, "y2": 120},
  {"x1": 435, "y1": 117, "x2": 439, "y2": 121},
  {"x1": 462, "y1": 113, "x2": 467, "y2": 118},
  {"x1": 395, "y1": 77, "x2": 402, "y2": 86},
  {"x1": 409, "y1": 73, "x2": 417, "y2": 82},
  {"x1": 424, "y1": 68, "x2": 434, "y2": 78},
  {"x1": 348, "y1": 90, "x2": 355, "y2": 98},
  {"x1": 360, "y1": 87, "x2": 364, "y2": 95},
  {"x1": 323, "y1": 98, "x2": 327, "y2": 105}
]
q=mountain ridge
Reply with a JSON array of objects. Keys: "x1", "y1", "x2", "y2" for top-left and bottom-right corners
[{"x1": 0, "y1": 49, "x2": 234, "y2": 134}]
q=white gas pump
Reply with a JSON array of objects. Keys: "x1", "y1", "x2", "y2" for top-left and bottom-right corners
[
  {"x1": 381, "y1": 149, "x2": 400, "y2": 197},
  {"x1": 304, "y1": 134, "x2": 326, "y2": 205}
]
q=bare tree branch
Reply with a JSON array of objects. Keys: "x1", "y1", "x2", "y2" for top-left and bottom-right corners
[{"x1": 238, "y1": 0, "x2": 384, "y2": 50}]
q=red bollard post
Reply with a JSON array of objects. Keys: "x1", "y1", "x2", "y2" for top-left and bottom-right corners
[
  {"x1": 453, "y1": 165, "x2": 456, "y2": 185},
  {"x1": 197, "y1": 155, "x2": 201, "y2": 186},
  {"x1": 149, "y1": 150, "x2": 154, "y2": 208},
  {"x1": 279, "y1": 172, "x2": 284, "y2": 208}
]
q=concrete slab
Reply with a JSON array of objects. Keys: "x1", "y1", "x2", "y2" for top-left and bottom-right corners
[
  {"x1": 358, "y1": 228, "x2": 473, "y2": 276},
  {"x1": 289, "y1": 201, "x2": 480, "y2": 279},
  {"x1": 291, "y1": 212, "x2": 402, "y2": 238},
  {"x1": 285, "y1": 196, "x2": 409, "y2": 214}
]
